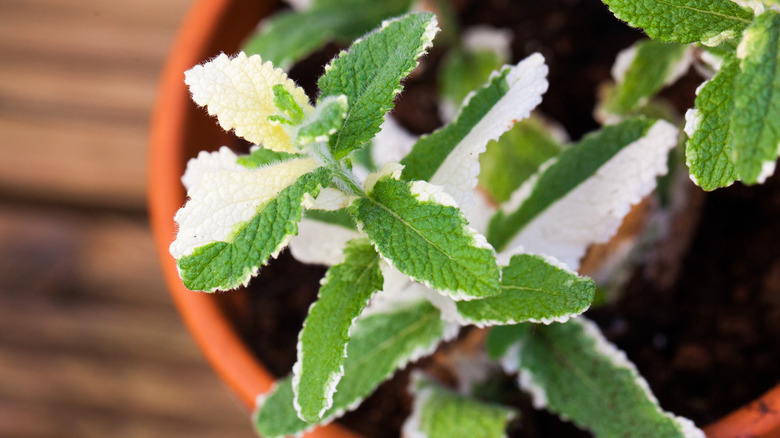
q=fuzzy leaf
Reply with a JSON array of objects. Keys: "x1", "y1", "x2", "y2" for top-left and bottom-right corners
[
  {"x1": 455, "y1": 254, "x2": 595, "y2": 326},
  {"x1": 295, "y1": 95, "x2": 349, "y2": 146},
  {"x1": 729, "y1": 10, "x2": 780, "y2": 183},
  {"x1": 478, "y1": 116, "x2": 563, "y2": 204},
  {"x1": 351, "y1": 175, "x2": 500, "y2": 301},
  {"x1": 293, "y1": 239, "x2": 383, "y2": 422},
  {"x1": 184, "y1": 53, "x2": 312, "y2": 152},
  {"x1": 605, "y1": 40, "x2": 691, "y2": 114},
  {"x1": 172, "y1": 165, "x2": 331, "y2": 291},
  {"x1": 499, "y1": 318, "x2": 704, "y2": 438},
  {"x1": 303, "y1": 208, "x2": 356, "y2": 229},
  {"x1": 180, "y1": 146, "x2": 247, "y2": 191},
  {"x1": 403, "y1": 373, "x2": 517, "y2": 438},
  {"x1": 254, "y1": 300, "x2": 448, "y2": 437},
  {"x1": 243, "y1": 0, "x2": 413, "y2": 69},
  {"x1": 601, "y1": 0, "x2": 754, "y2": 44},
  {"x1": 236, "y1": 146, "x2": 304, "y2": 169},
  {"x1": 685, "y1": 55, "x2": 741, "y2": 189},
  {"x1": 488, "y1": 119, "x2": 678, "y2": 270},
  {"x1": 318, "y1": 12, "x2": 439, "y2": 160},
  {"x1": 401, "y1": 54, "x2": 548, "y2": 217}
]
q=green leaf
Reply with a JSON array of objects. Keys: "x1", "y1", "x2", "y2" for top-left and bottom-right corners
[
  {"x1": 439, "y1": 47, "x2": 504, "y2": 106},
  {"x1": 318, "y1": 12, "x2": 439, "y2": 160},
  {"x1": 303, "y1": 208, "x2": 357, "y2": 230},
  {"x1": 293, "y1": 239, "x2": 383, "y2": 422},
  {"x1": 296, "y1": 95, "x2": 349, "y2": 146},
  {"x1": 485, "y1": 324, "x2": 527, "y2": 360},
  {"x1": 236, "y1": 147, "x2": 303, "y2": 169},
  {"x1": 455, "y1": 254, "x2": 595, "y2": 326},
  {"x1": 176, "y1": 167, "x2": 332, "y2": 291},
  {"x1": 729, "y1": 10, "x2": 780, "y2": 183},
  {"x1": 605, "y1": 40, "x2": 690, "y2": 115},
  {"x1": 487, "y1": 118, "x2": 662, "y2": 254},
  {"x1": 501, "y1": 318, "x2": 702, "y2": 438},
  {"x1": 243, "y1": 0, "x2": 414, "y2": 69},
  {"x1": 351, "y1": 176, "x2": 500, "y2": 300},
  {"x1": 685, "y1": 55, "x2": 741, "y2": 190},
  {"x1": 478, "y1": 116, "x2": 563, "y2": 203},
  {"x1": 601, "y1": 0, "x2": 754, "y2": 44},
  {"x1": 268, "y1": 84, "x2": 306, "y2": 125},
  {"x1": 404, "y1": 373, "x2": 517, "y2": 438},
  {"x1": 254, "y1": 300, "x2": 448, "y2": 437}
]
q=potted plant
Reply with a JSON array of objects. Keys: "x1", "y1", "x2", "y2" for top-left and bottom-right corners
[{"x1": 149, "y1": 0, "x2": 780, "y2": 436}]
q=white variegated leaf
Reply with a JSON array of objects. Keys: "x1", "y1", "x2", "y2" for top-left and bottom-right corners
[
  {"x1": 170, "y1": 157, "x2": 320, "y2": 259},
  {"x1": 185, "y1": 52, "x2": 313, "y2": 152}
]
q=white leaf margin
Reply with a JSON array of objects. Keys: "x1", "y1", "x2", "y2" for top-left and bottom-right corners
[
  {"x1": 507, "y1": 317, "x2": 706, "y2": 438},
  {"x1": 498, "y1": 119, "x2": 679, "y2": 271},
  {"x1": 429, "y1": 53, "x2": 549, "y2": 226}
]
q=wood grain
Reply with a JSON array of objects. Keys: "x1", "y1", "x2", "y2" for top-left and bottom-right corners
[
  {"x1": 0, "y1": 1, "x2": 259, "y2": 436},
  {"x1": 0, "y1": 0, "x2": 197, "y2": 209}
]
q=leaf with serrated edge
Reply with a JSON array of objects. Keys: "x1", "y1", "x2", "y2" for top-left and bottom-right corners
[
  {"x1": 296, "y1": 95, "x2": 349, "y2": 146},
  {"x1": 180, "y1": 146, "x2": 247, "y2": 191},
  {"x1": 729, "y1": 10, "x2": 780, "y2": 183},
  {"x1": 402, "y1": 54, "x2": 548, "y2": 222},
  {"x1": 455, "y1": 253, "x2": 595, "y2": 327},
  {"x1": 318, "y1": 12, "x2": 439, "y2": 159},
  {"x1": 292, "y1": 239, "x2": 383, "y2": 422},
  {"x1": 254, "y1": 300, "x2": 453, "y2": 438},
  {"x1": 604, "y1": 40, "x2": 692, "y2": 115},
  {"x1": 488, "y1": 119, "x2": 678, "y2": 270},
  {"x1": 172, "y1": 165, "x2": 331, "y2": 291},
  {"x1": 498, "y1": 318, "x2": 704, "y2": 438},
  {"x1": 243, "y1": 0, "x2": 414, "y2": 69},
  {"x1": 184, "y1": 53, "x2": 312, "y2": 152},
  {"x1": 685, "y1": 55, "x2": 741, "y2": 190},
  {"x1": 351, "y1": 172, "x2": 500, "y2": 301},
  {"x1": 236, "y1": 145, "x2": 304, "y2": 170},
  {"x1": 402, "y1": 372, "x2": 517, "y2": 438},
  {"x1": 601, "y1": 0, "x2": 753, "y2": 45}
]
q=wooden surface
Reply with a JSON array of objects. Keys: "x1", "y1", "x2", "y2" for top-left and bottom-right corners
[{"x1": 0, "y1": 1, "x2": 256, "y2": 436}]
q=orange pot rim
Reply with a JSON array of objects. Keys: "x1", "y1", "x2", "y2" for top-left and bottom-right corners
[
  {"x1": 147, "y1": 1, "x2": 780, "y2": 437},
  {"x1": 148, "y1": 0, "x2": 357, "y2": 437}
]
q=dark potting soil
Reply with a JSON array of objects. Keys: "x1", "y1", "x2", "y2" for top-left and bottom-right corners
[{"x1": 230, "y1": 1, "x2": 780, "y2": 437}]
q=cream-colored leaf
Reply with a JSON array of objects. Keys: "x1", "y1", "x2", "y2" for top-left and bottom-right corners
[
  {"x1": 288, "y1": 219, "x2": 360, "y2": 266},
  {"x1": 185, "y1": 52, "x2": 313, "y2": 152},
  {"x1": 181, "y1": 146, "x2": 245, "y2": 191}
]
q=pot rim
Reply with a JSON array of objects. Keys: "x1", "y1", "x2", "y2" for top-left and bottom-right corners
[
  {"x1": 148, "y1": 0, "x2": 780, "y2": 437},
  {"x1": 148, "y1": 0, "x2": 358, "y2": 437}
]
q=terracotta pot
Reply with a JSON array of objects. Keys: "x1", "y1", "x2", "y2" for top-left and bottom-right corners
[{"x1": 148, "y1": 0, "x2": 780, "y2": 437}]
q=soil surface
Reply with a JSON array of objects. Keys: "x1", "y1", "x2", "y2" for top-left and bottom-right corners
[{"x1": 231, "y1": 1, "x2": 780, "y2": 436}]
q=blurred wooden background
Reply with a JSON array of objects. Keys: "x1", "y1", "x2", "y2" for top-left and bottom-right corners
[{"x1": 0, "y1": 0, "x2": 256, "y2": 436}]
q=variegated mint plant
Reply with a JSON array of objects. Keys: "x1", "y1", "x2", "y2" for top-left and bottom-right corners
[
  {"x1": 599, "y1": 0, "x2": 780, "y2": 190},
  {"x1": 171, "y1": 9, "x2": 703, "y2": 438}
]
